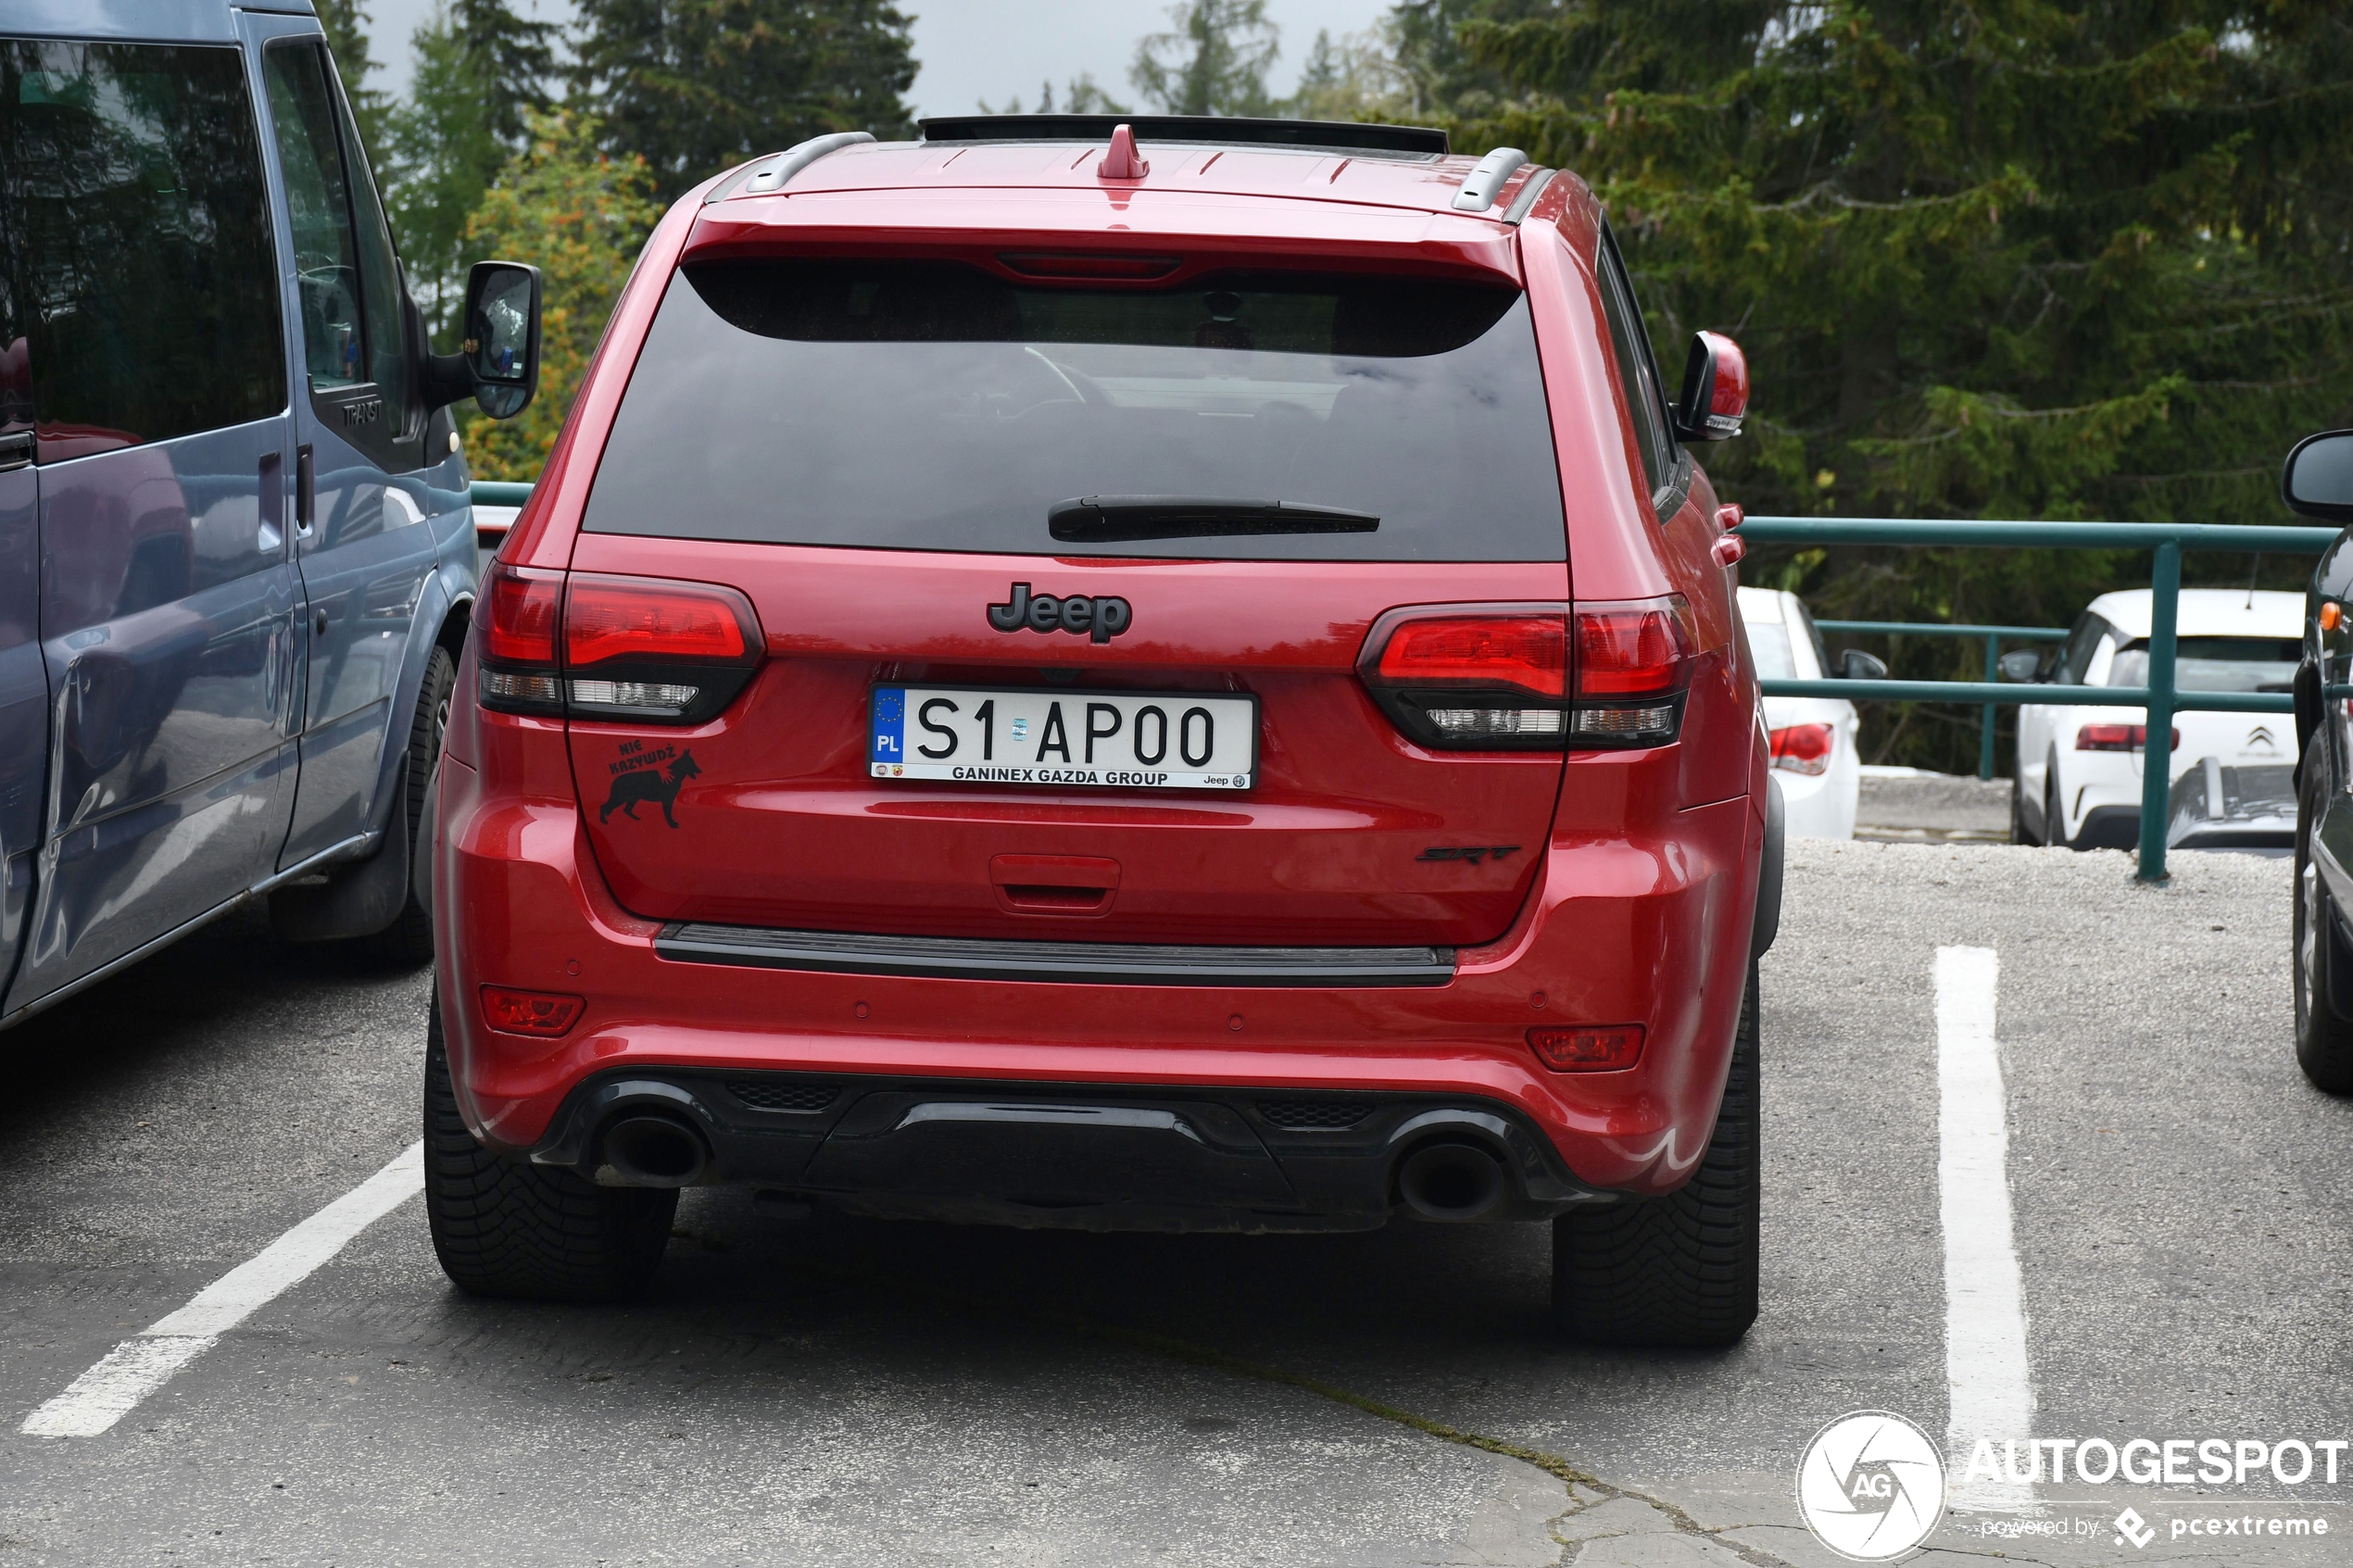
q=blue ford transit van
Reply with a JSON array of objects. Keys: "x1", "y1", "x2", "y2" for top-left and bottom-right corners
[{"x1": 0, "y1": 0, "x2": 542, "y2": 1013}]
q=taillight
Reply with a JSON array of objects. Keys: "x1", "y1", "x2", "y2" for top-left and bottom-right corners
[
  {"x1": 1568, "y1": 596, "x2": 1694, "y2": 746},
  {"x1": 1528, "y1": 1023, "x2": 1644, "y2": 1072},
  {"x1": 475, "y1": 564, "x2": 565, "y2": 715},
  {"x1": 1376, "y1": 616, "x2": 1567, "y2": 696},
  {"x1": 1768, "y1": 722, "x2": 1834, "y2": 776},
  {"x1": 1358, "y1": 597, "x2": 1695, "y2": 750},
  {"x1": 562, "y1": 573, "x2": 763, "y2": 722},
  {"x1": 1358, "y1": 606, "x2": 1570, "y2": 749},
  {"x1": 473, "y1": 567, "x2": 764, "y2": 723},
  {"x1": 2075, "y1": 723, "x2": 2180, "y2": 753},
  {"x1": 479, "y1": 985, "x2": 584, "y2": 1036}
]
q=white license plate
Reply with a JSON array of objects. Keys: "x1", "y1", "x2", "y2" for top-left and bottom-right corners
[{"x1": 869, "y1": 685, "x2": 1258, "y2": 790}]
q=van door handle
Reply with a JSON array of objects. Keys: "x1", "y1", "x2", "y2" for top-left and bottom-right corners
[
  {"x1": 0, "y1": 431, "x2": 31, "y2": 472},
  {"x1": 295, "y1": 445, "x2": 314, "y2": 534}
]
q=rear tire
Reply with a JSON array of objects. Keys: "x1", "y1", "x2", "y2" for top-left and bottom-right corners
[
  {"x1": 2293, "y1": 735, "x2": 2353, "y2": 1094},
  {"x1": 422, "y1": 997, "x2": 674, "y2": 1300},
  {"x1": 369, "y1": 645, "x2": 457, "y2": 966},
  {"x1": 1551, "y1": 964, "x2": 1759, "y2": 1347},
  {"x1": 2010, "y1": 771, "x2": 2041, "y2": 846}
]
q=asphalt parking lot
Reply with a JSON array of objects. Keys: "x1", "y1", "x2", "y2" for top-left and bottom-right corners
[{"x1": 3, "y1": 827, "x2": 2348, "y2": 1566}]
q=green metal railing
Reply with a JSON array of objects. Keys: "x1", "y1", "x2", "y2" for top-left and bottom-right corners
[
  {"x1": 1813, "y1": 620, "x2": 2070, "y2": 783},
  {"x1": 471, "y1": 480, "x2": 535, "y2": 510},
  {"x1": 1740, "y1": 516, "x2": 2338, "y2": 881}
]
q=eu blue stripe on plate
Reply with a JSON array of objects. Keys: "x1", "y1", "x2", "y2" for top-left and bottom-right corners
[{"x1": 870, "y1": 687, "x2": 906, "y2": 764}]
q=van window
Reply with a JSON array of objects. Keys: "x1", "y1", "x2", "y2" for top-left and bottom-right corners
[
  {"x1": 262, "y1": 40, "x2": 414, "y2": 456},
  {"x1": 0, "y1": 40, "x2": 284, "y2": 457},
  {"x1": 264, "y1": 44, "x2": 365, "y2": 391},
  {"x1": 585, "y1": 260, "x2": 1568, "y2": 563}
]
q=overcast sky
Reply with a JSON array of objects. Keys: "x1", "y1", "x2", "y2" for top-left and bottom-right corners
[{"x1": 355, "y1": 1, "x2": 1397, "y2": 119}]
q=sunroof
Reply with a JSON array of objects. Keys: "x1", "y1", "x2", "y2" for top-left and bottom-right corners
[{"x1": 915, "y1": 114, "x2": 1449, "y2": 159}]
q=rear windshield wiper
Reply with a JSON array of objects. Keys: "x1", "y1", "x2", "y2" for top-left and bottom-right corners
[{"x1": 1049, "y1": 495, "x2": 1379, "y2": 544}]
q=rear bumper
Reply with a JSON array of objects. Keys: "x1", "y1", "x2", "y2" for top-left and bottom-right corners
[
  {"x1": 434, "y1": 746, "x2": 1762, "y2": 1208},
  {"x1": 529, "y1": 1067, "x2": 1607, "y2": 1233}
]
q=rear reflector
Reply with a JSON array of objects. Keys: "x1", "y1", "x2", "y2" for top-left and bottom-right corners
[
  {"x1": 480, "y1": 986, "x2": 585, "y2": 1036},
  {"x1": 1769, "y1": 721, "x2": 1834, "y2": 775},
  {"x1": 1375, "y1": 615, "x2": 1567, "y2": 697},
  {"x1": 1528, "y1": 1023, "x2": 1644, "y2": 1072},
  {"x1": 2076, "y1": 723, "x2": 2180, "y2": 752}
]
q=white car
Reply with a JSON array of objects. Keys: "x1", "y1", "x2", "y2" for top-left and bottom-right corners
[
  {"x1": 1739, "y1": 586, "x2": 1862, "y2": 839},
  {"x1": 2013, "y1": 589, "x2": 2301, "y2": 848}
]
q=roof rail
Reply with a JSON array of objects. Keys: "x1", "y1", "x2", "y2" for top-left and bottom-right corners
[
  {"x1": 1451, "y1": 147, "x2": 1529, "y2": 212},
  {"x1": 702, "y1": 131, "x2": 875, "y2": 205},
  {"x1": 917, "y1": 114, "x2": 1448, "y2": 158}
]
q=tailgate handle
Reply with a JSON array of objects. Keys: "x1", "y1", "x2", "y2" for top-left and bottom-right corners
[{"x1": 990, "y1": 854, "x2": 1120, "y2": 915}]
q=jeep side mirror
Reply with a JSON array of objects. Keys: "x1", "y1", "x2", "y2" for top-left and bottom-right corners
[
  {"x1": 1672, "y1": 330, "x2": 1748, "y2": 443},
  {"x1": 462, "y1": 261, "x2": 543, "y2": 420},
  {"x1": 1836, "y1": 648, "x2": 1888, "y2": 681},
  {"x1": 2283, "y1": 430, "x2": 2353, "y2": 523},
  {"x1": 1998, "y1": 649, "x2": 2045, "y2": 682}
]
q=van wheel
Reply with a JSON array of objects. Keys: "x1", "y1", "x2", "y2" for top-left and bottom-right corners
[
  {"x1": 2293, "y1": 736, "x2": 2353, "y2": 1094},
  {"x1": 422, "y1": 997, "x2": 674, "y2": 1301},
  {"x1": 1551, "y1": 964, "x2": 1759, "y2": 1347},
  {"x1": 369, "y1": 645, "x2": 456, "y2": 966}
]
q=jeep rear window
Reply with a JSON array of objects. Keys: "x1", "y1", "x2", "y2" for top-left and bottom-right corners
[{"x1": 584, "y1": 260, "x2": 1567, "y2": 561}]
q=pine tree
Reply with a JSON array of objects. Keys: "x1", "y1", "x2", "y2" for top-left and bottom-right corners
[
  {"x1": 450, "y1": 0, "x2": 558, "y2": 147},
  {"x1": 381, "y1": 0, "x2": 553, "y2": 339},
  {"x1": 1436, "y1": 1, "x2": 2353, "y2": 766},
  {"x1": 1130, "y1": 0, "x2": 1281, "y2": 118},
  {"x1": 570, "y1": 0, "x2": 917, "y2": 197},
  {"x1": 312, "y1": 0, "x2": 392, "y2": 156}
]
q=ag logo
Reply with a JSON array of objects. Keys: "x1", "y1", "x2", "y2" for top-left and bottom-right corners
[{"x1": 1795, "y1": 1411, "x2": 1945, "y2": 1561}]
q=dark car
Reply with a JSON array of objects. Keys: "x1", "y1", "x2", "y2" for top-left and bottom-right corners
[
  {"x1": 0, "y1": 0, "x2": 543, "y2": 1002},
  {"x1": 428, "y1": 116, "x2": 1779, "y2": 1346},
  {"x1": 2283, "y1": 429, "x2": 2353, "y2": 1091}
]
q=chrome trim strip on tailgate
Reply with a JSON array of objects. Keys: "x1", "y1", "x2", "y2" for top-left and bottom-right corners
[{"x1": 653, "y1": 922, "x2": 1457, "y2": 987}]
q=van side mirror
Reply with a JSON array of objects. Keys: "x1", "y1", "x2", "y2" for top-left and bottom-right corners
[
  {"x1": 422, "y1": 261, "x2": 544, "y2": 420},
  {"x1": 1672, "y1": 330, "x2": 1748, "y2": 442},
  {"x1": 462, "y1": 261, "x2": 542, "y2": 420},
  {"x1": 1998, "y1": 649, "x2": 2045, "y2": 682},
  {"x1": 2282, "y1": 431, "x2": 2353, "y2": 523},
  {"x1": 1835, "y1": 648, "x2": 1888, "y2": 681}
]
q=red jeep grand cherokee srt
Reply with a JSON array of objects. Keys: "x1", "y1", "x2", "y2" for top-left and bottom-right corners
[{"x1": 425, "y1": 115, "x2": 1779, "y2": 1347}]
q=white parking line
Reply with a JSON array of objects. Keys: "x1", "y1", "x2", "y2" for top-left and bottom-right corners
[
  {"x1": 1935, "y1": 946, "x2": 2037, "y2": 1511},
  {"x1": 20, "y1": 1141, "x2": 424, "y2": 1437}
]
